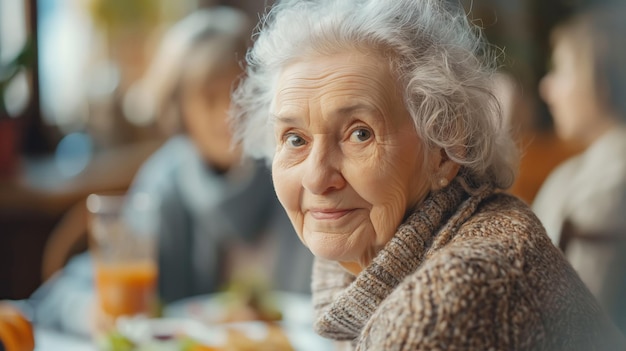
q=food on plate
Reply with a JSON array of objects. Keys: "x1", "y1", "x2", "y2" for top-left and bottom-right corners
[
  {"x1": 98, "y1": 331, "x2": 134, "y2": 351},
  {"x1": 98, "y1": 319, "x2": 294, "y2": 351},
  {"x1": 187, "y1": 345, "x2": 222, "y2": 351},
  {"x1": 0, "y1": 302, "x2": 35, "y2": 351},
  {"x1": 215, "y1": 281, "x2": 282, "y2": 323},
  {"x1": 222, "y1": 325, "x2": 294, "y2": 351},
  {"x1": 98, "y1": 330, "x2": 220, "y2": 351}
]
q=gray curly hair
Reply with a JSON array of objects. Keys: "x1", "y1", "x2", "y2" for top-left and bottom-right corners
[{"x1": 231, "y1": 0, "x2": 517, "y2": 189}]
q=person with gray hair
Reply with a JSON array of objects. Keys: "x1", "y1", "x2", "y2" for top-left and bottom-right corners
[
  {"x1": 231, "y1": 0, "x2": 626, "y2": 349},
  {"x1": 122, "y1": 6, "x2": 313, "y2": 303},
  {"x1": 21, "y1": 6, "x2": 313, "y2": 337}
]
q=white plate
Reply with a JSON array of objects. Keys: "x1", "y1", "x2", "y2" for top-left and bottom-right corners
[
  {"x1": 164, "y1": 291, "x2": 315, "y2": 328},
  {"x1": 115, "y1": 317, "x2": 334, "y2": 351},
  {"x1": 116, "y1": 317, "x2": 225, "y2": 346},
  {"x1": 163, "y1": 292, "x2": 333, "y2": 351},
  {"x1": 35, "y1": 328, "x2": 96, "y2": 351}
]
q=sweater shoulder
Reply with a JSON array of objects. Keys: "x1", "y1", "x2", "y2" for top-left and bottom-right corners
[
  {"x1": 441, "y1": 192, "x2": 562, "y2": 281},
  {"x1": 360, "y1": 233, "x2": 543, "y2": 350},
  {"x1": 456, "y1": 192, "x2": 552, "y2": 249}
]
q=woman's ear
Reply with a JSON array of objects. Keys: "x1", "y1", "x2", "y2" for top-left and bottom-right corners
[{"x1": 430, "y1": 148, "x2": 461, "y2": 190}]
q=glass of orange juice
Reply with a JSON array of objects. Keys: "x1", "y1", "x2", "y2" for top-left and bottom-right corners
[{"x1": 86, "y1": 193, "x2": 159, "y2": 325}]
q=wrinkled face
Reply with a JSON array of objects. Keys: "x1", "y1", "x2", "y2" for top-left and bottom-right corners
[
  {"x1": 539, "y1": 37, "x2": 599, "y2": 142},
  {"x1": 271, "y1": 51, "x2": 434, "y2": 268}
]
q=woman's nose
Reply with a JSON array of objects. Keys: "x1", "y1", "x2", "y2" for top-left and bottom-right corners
[{"x1": 301, "y1": 142, "x2": 346, "y2": 195}]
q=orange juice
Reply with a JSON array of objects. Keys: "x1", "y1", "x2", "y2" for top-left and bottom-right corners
[{"x1": 95, "y1": 260, "x2": 158, "y2": 318}]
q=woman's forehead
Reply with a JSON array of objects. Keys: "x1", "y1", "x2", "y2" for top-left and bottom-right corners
[{"x1": 273, "y1": 52, "x2": 400, "y2": 110}]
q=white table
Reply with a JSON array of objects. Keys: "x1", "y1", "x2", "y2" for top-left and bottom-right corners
[
  {"x1": 35, "y1": 328, "x2": 96, "y2": 351},
  {"x1": 33, "y1": 292, "x2": 334, "y2": 351}
]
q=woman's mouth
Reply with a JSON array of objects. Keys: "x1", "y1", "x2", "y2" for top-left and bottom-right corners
[{"x1": 308, "y1": 209, "x2": 354, "y2": 220}]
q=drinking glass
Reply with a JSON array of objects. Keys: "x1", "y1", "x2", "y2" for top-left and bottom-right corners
[{"x1": 87, "y1": 193, "x2": 158, "y2": 323}]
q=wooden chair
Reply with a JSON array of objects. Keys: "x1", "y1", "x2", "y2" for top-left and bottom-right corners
[
  {"x1": 40, "y1": 199, "x2": 89, "y2": 282},
  {"x1": 559, "y1": 219, "x2": 626, "y2": 333},
  {"x1": 558, "y1": 220, "x2": 625, "y2": 253}
]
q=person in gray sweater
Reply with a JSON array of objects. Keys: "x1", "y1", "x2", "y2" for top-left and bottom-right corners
[
  {"x1": 27, "y1": 7, "x2": 313, "y2": 337},
  {"x1": 229, "y1": 0, "x2": 626, "y2": 349}
]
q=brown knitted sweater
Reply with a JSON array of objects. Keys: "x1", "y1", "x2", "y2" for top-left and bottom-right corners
[{"x1": 312, "y1": 179, "x2": 626, "y2": 350}]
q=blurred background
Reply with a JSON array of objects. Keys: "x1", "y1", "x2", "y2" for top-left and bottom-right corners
[{"x1": 0, "y1": 0, "x2": 621, "y2": 300}]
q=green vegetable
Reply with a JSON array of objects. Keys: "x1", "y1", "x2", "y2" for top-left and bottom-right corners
[
  {"x1": 97, "y1": 329, "x2": 206, "y2": 351},
  {"x1": 98, "y1": 331, "x2": 135, "y2": 351},
  {"x1": 179, "y1": 336, "x2": 200, "y2": 351}
]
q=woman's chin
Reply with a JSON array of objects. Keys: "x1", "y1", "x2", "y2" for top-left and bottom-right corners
[
  {"x1": 305, "y1": 236, "x2": 359, "y2": 263},
  {"x1": 308, "y1": 244, "x2": 349, "y2": 262}
]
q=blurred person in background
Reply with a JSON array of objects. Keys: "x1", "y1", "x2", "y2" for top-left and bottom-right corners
[
  {"x1": 533, "y1": 3, "x2": 626, "y2": 332},
  {"x1": 121, "y1": 5, "x2": 313, "y2": 303},
  {"x1": 21, "y1": 6, "x2": 313, "y2": 337}
]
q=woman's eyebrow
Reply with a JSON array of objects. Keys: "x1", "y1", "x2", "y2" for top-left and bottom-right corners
[
  {"x1": 271, "y1": 104, "x2": 380, "y2": 125},
  {"x1": 271, "y1": 112, "x2": 300, "y2": 125},
  {"x1": 335, "y1": 103, "x2": 378, "y2": 116}
]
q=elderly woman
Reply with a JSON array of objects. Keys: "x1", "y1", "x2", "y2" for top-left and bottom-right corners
[{"x1": 231, "y1": 0, "x2": 626, "y2": 349}]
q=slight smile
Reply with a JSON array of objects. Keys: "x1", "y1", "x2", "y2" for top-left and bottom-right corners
[{"x1": 308, "y1": 209, "x2": 354, "y2": 220}]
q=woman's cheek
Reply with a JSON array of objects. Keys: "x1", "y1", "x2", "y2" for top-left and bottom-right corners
[
  {"x1": 272, "y1": 160, "x2": 288, "y2": 197},
  {"x1": 272, "y1": 159, "x2": 301, "y2": 212},
  {"x1": 368, "y1": 192, "x2": 406, "y2": 245},
  {"x1": 345, "y1": 155, "x2": 410, "y2": 244}
]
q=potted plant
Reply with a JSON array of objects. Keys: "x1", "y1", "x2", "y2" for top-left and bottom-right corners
[{"x1": 0, "y1": 40, "x2": 33, "y2": 177}]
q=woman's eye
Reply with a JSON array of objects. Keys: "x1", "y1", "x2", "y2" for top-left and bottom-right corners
[
  {"x1": 350, "y1": 128, "x2": 372, "y2": 142},
  {"x1": 285, "y1": 134, "x2": 307, "y2": 147}
]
